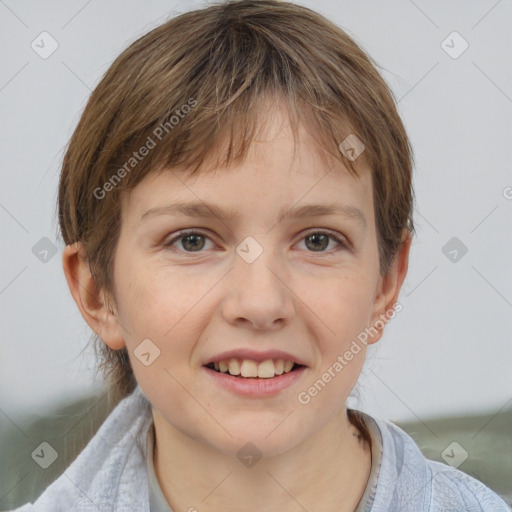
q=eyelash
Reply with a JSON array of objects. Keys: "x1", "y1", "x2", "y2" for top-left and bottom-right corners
[{"x1": 163, "y1": 229, "x2": 348, "y2": 255}]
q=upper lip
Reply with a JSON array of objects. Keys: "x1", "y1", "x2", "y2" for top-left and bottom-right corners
[{"x1": 203, "y1": 349, "x2": 308, "y2": 367}]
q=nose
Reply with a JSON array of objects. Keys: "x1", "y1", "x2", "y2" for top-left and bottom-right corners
[{"x1": 220, "y1": 239, "x2": 295, "y2": 331}]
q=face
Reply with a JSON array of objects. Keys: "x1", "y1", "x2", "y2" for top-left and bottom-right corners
[{"x1": 107, "y1": 105, "x2": 391, "y2": 458}]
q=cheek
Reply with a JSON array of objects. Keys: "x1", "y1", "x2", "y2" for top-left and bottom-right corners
[
  {"x1": 115, "y1": 275, "x2": 203, "y2": 393},
  {"x1": 114, "y1": 264, "x2": 214, "y2": 357},
  {"x1": 312, "y1": 269, "x2": 376, "y2": 342},
  {"x1": 302, "y1": 270, "x2": 374, "y2": 401}
]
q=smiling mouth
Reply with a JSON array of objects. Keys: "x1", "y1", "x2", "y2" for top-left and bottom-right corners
[{"x1": 205, "y1": 358, "x2": 303, "y2": 379}]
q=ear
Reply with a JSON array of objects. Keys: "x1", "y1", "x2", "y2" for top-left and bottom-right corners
[
  {"x1": 367, "y1": 231, "x2": 412, "y2": 345},
  {"x1": 62, "y1": 242, "x2": 126, "y2": 350}
]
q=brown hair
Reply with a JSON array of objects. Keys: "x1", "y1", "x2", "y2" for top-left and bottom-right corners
[{"x1": 58, "y1": 0, "x2": 415, "y2": 407}]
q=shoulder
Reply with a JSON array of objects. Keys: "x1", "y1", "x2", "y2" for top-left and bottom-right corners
[
  {"x1": 6, "y1": 386, "x2": 154, "y2": 512},
  {"x1": 355, "y1": 411, "x2": 511, "y2": 511},
  {"x1": 426, "y1": 459, "x2": 511, "y2": 511}
]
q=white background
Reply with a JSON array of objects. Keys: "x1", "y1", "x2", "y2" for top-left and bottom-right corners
[{"x1": 1, "y1": 0, "x2": 511, "y2": 427}]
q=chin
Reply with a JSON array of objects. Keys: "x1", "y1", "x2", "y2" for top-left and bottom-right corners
[{"x1": 204, "y1": 420, "x2": 307, "y2": 460}]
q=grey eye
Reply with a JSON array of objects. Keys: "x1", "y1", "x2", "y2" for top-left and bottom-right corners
[
  {"x1": 180, "y1": 233, "x2": 206, "y2": 251},
  {"x1": 305, "y1": 233, "x2": 330, "y2": 251}
]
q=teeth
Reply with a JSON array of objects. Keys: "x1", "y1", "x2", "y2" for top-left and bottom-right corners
[
  {"x1": 228, "y1": 359, "x2": 241, "y2": 376},
  {"x1": 211, "y1": 358, "x2": 297, "y2": 378},
  {"x1": 240, "y1": 359, "x2": 258, "y2": 377},
  {"x1": 284, "y1": 360, "x2": 294, "y2": 372},
  {"x1": 257, "y1": 360, "x2": 275, "y2": 378}
]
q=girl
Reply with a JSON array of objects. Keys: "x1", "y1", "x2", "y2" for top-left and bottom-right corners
[{"x1": 11, "y1": 1, "x2": 510, "y2": 510}]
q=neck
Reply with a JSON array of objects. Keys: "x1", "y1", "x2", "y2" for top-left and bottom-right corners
[{"x1": 152, "y1": 408, "x2": 372, "y2": 512}]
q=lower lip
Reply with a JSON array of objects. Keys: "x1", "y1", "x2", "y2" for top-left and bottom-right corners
[{"x1": 203, "y1": 366, "x2": 307, "y2": 397}]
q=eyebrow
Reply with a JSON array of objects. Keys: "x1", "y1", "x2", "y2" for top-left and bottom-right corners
[{"x1": 140, "y1": 201, "x2": 367, "y2": 229}]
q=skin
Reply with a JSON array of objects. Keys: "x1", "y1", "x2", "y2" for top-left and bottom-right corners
[{"x1": 63, "y1": 101, "x2": 411, "y2": 512}]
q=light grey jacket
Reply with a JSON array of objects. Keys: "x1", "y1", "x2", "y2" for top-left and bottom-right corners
[{"x1": 9, "y1": 385, "x2": 511, "y2": 511}]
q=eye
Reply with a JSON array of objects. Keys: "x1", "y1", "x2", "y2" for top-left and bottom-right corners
[
  {"x1": 297, "y1": 230, "x2": 347, "y2": 253},
  {"x1": 163, "y1": 230, "x2": 214, "y2": 253},
  {"x1": 163, "y1": 229, "x2": 348, "y2": 254}
]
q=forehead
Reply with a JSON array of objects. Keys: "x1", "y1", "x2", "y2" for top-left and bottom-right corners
[{"x1": 121, "y1": 102, "x2": 374, "y2": 229}]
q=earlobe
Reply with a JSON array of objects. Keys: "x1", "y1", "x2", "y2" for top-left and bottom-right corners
[
  {"x1": 62, "y1": 242, "x2": 126, "y2": 350},
  {"x1": 367, "y1": 231, "x2": 412, "y2": 345}
]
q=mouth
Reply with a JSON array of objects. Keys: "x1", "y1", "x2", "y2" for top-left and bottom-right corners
[{"x1": 204, "y1": 358, "x2": 304, "y2": 379}]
